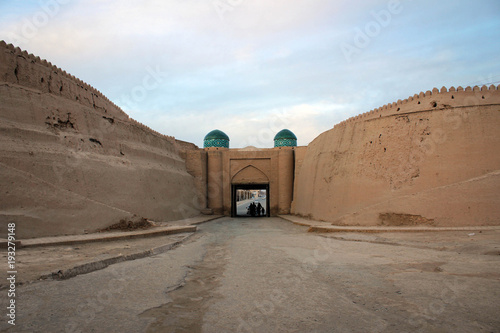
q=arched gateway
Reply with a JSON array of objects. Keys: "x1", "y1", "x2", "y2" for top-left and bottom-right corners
[
  {"x1": 231, "y1": 165, "x2": 270, "y2": 217},
  {"x1": 182, "y1": 129, "x2": 306, "y2": 217}
]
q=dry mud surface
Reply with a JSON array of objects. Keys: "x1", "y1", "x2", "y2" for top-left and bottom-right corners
[
  {"x1": 1, "y1": 217, "x2": 499, "y2": 332},
  {"x1": 0, "y1": 233, "x2": 192, "y2": 286}
]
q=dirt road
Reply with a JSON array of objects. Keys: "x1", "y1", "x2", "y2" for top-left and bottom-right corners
[{"x1": 2, "y1": 217, "x2": 499, "y2": 332}]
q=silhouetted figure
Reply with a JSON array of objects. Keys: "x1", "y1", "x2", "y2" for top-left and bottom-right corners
[
  {"x1": 257, "y1": 203, "x2": 263, "y2": 216},
  {"x1": 249, "y1": 202, "x2": 256, "y2": 217}
]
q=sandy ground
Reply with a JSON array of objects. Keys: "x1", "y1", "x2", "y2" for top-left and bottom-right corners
[
  {"x1": 0, "y1": 233, "x2": 193, "y2": 287},
  {"x1": 2, "y1": 217, "x2": 498, "y2": 332},
  {"x1": 320, "y1": 229, "x2": 500, "y2": 256},
  {"x1": 3, "y1": 221, "x2": 499, "y2": 289}
]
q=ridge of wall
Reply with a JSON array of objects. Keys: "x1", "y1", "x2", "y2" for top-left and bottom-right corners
[
  {"x1": 333, "y1": 84, "x2": 500, "y2": 128},
  {"x1": 0, "y1": 40, "x2": 176, "y2": 146}
]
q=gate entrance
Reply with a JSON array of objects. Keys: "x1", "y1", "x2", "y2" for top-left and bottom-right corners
[{"x1": 231, "y1": 184, "x2": 270, "y2": 217}]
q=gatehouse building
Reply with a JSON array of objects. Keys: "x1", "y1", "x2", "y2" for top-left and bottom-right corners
[{"x1": 183, "y1": 128, "x2": 306, "y2": 217}]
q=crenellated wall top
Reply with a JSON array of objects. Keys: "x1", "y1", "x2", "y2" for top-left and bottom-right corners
[
  {"x1": 333, "y1": 83, "x2": 500, "y2": 128},
  {"x1": 0, "y1": 40, "x2": 175, "y2": 143}
]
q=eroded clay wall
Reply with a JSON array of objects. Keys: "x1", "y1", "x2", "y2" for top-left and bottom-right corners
[
  {"x1": 0, "y1": 41, "x2": 200, "y2": 238},
  {"x1": 290, "y1": 146, "x2": 307, "y2": 213},
  {"x1": 292, "y1": 86, "x2": 500, "y2": 226}
]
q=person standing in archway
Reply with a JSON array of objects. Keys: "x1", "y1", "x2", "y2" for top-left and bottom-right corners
[
  {"x1": 257, "y1": 203, "x2": 263, "y2": 217},
  {"x1": 249, "y1": 202, "x2": 256, "y2": 217}
]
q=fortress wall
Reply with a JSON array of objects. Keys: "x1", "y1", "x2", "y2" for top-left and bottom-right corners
[
  {"x1": 0, "y1": 40, "x2": 177, "y2": 142},
  {"x1": 291, "y1": 146, "x2": 308, "y2": 212},
  {"x1": 0, "y1": 41, "x2": 199, "y2": 238},
  {"x1": 0, "y1": 41, "x2": 127, "y2": 121},
  {"x1": 175, "y1": 139, "x2": 199, "y2": 156},
  {"x1": 277, "y1": 149, "x2": 294, "y2": 214},
  {"x1": 184, "y1": 150, "x2": 208, "y2": 211},
  {"x1": 333, "y1": 85, "x2": 500, "y2": 127},
  {"x1": 207, "y1": 150, "x2": 224, "y2": 215},
  {"x1": 292, "y1": 85, "x2": 500, "y2": 226}
]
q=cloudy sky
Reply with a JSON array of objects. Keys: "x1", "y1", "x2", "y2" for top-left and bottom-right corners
[{"x1": 1, "y1": 0, "x2": 499, "y2": 147}]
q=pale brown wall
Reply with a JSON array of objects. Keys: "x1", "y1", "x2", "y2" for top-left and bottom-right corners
[
  {"x1": 291, "y1": 146, "x2": 308, "y2": 213},
  {"x1": 184, "y1": 150, "x2": 208, "y2": 211},
  {"x1": 0, "y1": 41, "x2": 129, "y2": 121},
  {"x1": 224, "y1": 150, "x2": 278, "y2": 216},
  {"x1": 207, "y1": 150, "x2": 224, "y2": 214},
  {"x1": 0, "y1": 42, "x2": 200, "y2": 238},
  {"x1": 231, "y1": 162, "x2": 271, "y2": 184},
  {"x1": 292, "y1": 86, "x2": 500, "y2": 226},
  {"x1": 175, "y1": 140, "x2": 199, "y2": 155},
  {"x1": 278, "y1": 148, "x2": 294, "y2": 214}
]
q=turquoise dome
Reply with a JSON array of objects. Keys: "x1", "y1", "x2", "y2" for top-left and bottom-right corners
[
  {"x1": 204, "y1": 129, "x2": 229, "y2": 148},
  {"x1": 274, "y1": 129, "x2": 297, "y2": 147}
]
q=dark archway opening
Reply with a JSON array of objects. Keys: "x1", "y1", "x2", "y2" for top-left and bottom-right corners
[{"x1": 231, "y1": 184, "x2": 270, "y2": 217}]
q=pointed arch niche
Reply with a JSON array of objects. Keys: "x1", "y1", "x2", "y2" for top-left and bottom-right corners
[
  {"x1": 231, "y1": 165, "x2": 269, "y2": 184},
  {"x1": 231, "y1": 165, "x2": 270, "y2": 217}
]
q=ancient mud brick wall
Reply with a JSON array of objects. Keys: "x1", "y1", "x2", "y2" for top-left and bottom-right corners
[
  {"x1": 292, "y1": 85, "x2": 500, "y2": 226},
  {"x1": 0, "y1": 41, "x2": 199, "y2": 238}
]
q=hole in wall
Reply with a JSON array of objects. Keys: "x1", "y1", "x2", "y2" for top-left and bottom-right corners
[
  {"x1": 418, "y1": 101, "x2": 421, "y2": 104},
  {"x1": 397, "y1": 107, "x2": 400, "y2": 111},
  {"x1": 89, "y1": 138, "x2": 102, "y2": 146},
  {"x1": 102, "y1": 116, "x2": 114, "y2": 124},
  {"x1": 40, "y1": 77, "x2": 44, "y2": 83},
  {"x1": 59, "y1": 86, "x2": 63, "y2": 92},
  {"x1": 482, "y1": 96, "x2": 485, "y2": 99},
  {"x1": 431, "y1": 102, "x2": 437, "y2": 107},
  {"x1": 451, "y1": 95, "x2": 454, "y2": 99}
]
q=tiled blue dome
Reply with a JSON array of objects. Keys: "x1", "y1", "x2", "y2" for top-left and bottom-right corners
[
  {"x1": 274, "y1": 129, "x2": 297, "y2": 147},
  {"x1": 204, "y1": 129, "x2": 229, "y2": 148}
]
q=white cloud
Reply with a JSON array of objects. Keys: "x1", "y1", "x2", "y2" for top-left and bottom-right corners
[
  {"x1": 151, "y1": 101, "x2": 348, "y2": 148},
  {"x1": 1, "y1": 0, "x2": 500, "y2": 149}
]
